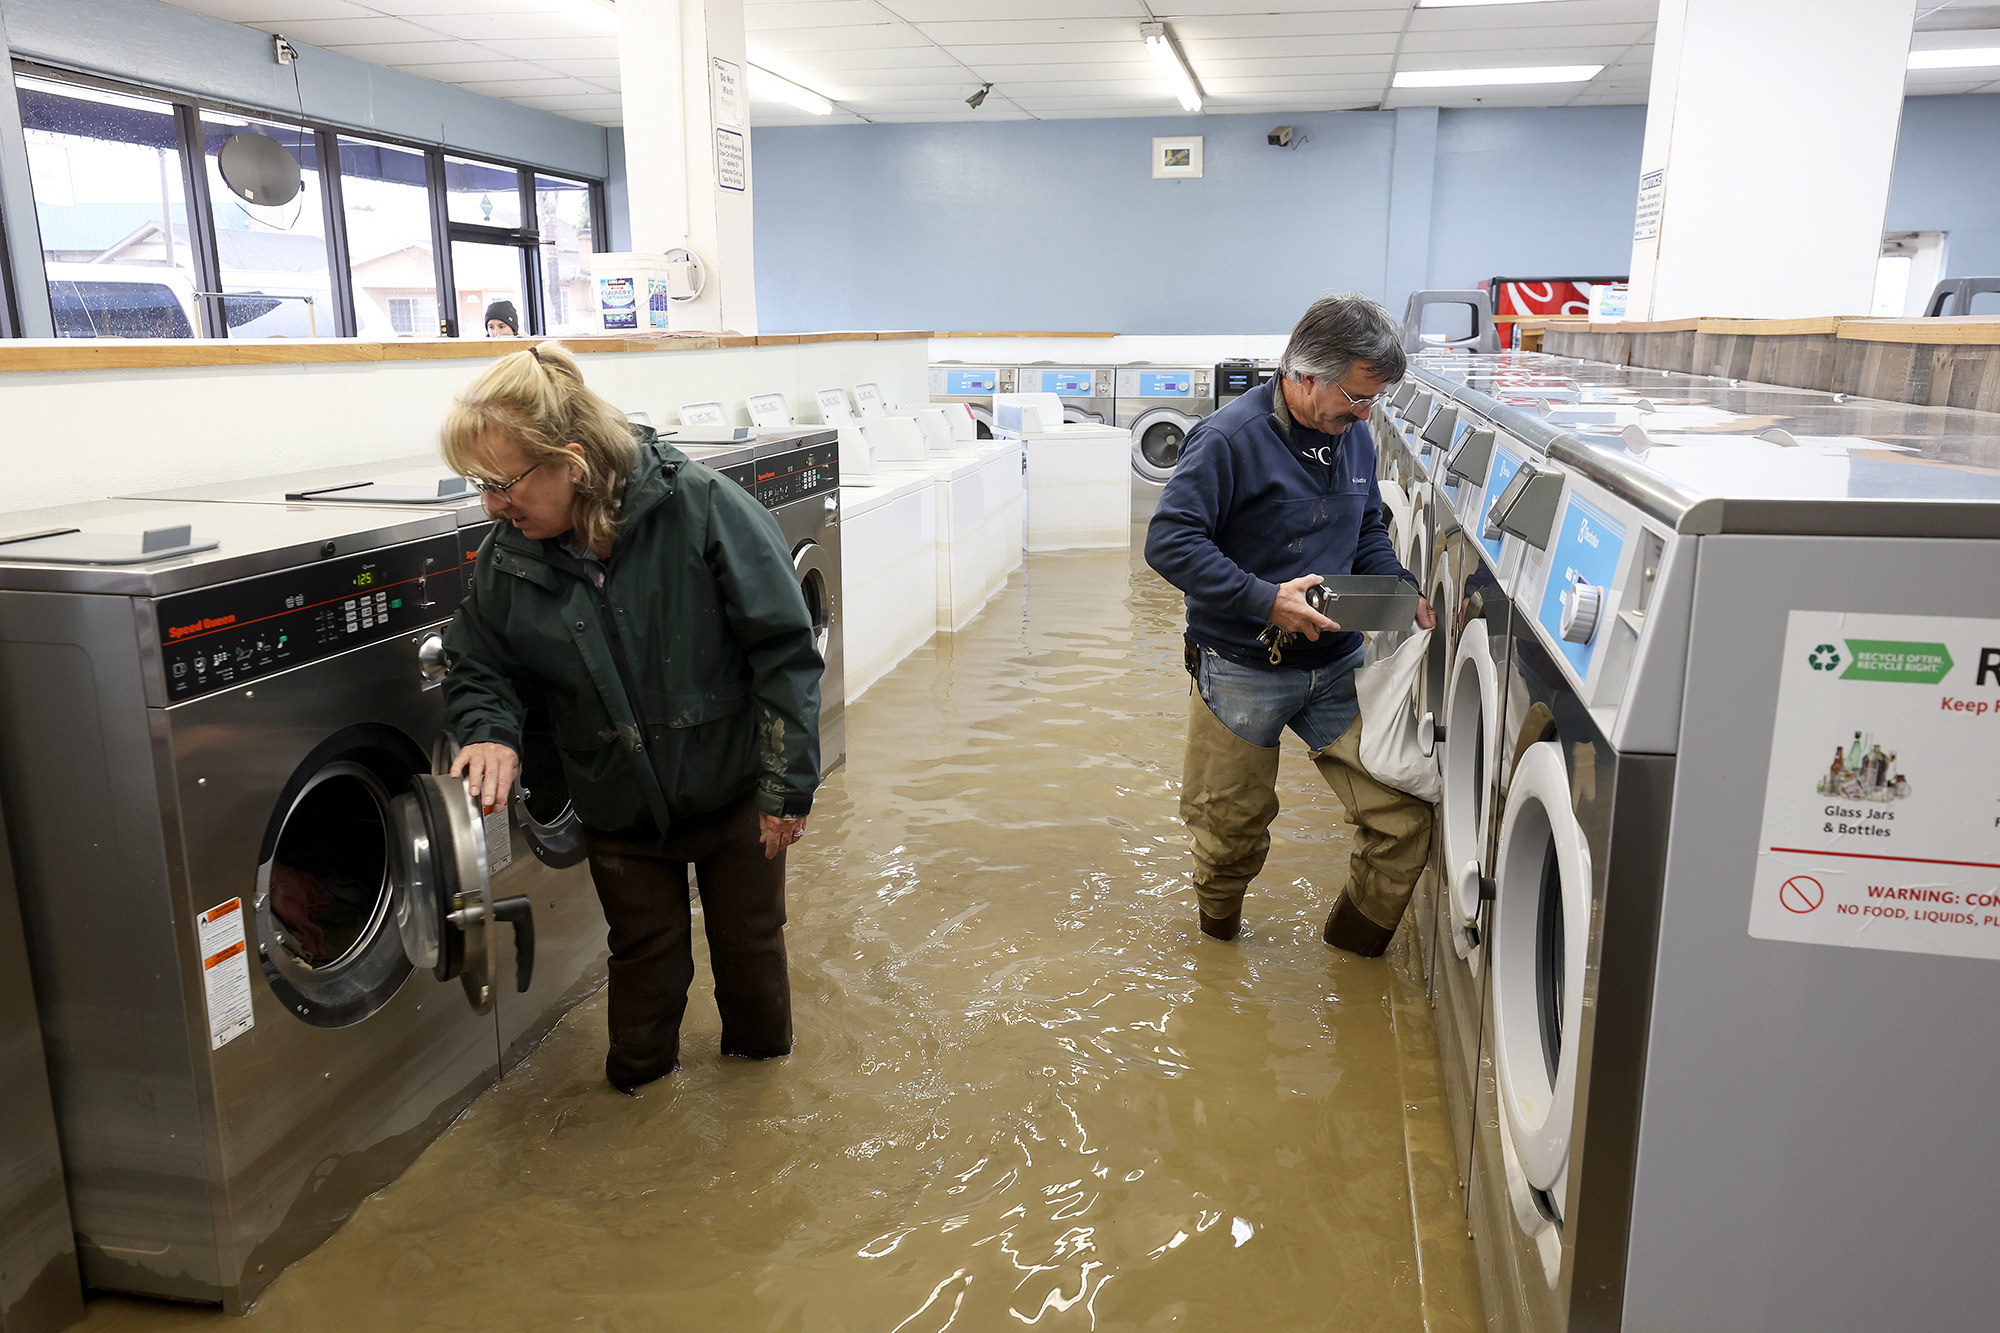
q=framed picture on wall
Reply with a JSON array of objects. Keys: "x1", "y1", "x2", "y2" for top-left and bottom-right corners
[{"x1": 1152, "y1": 136, "x2": 1203, "y2": 179}]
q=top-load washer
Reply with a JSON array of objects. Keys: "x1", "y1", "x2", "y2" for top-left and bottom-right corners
[
  {"x1": 134, "y1": 459, "x2": 602, "y2": 1072},
  {"x1": 0, "y1": 499, "x2": 533, "y2": 1312},
  {"x1": 1012, "y1": 363, "x2": 1114, "y2": 424},
  {"x1": 1116, "y1": 364, "x2": 1214, "y2": 483},
  {"x1": 667, "y1": 427, "x2": 845, "y2": 776},
  {"x1": 927, "y1": 363, "x2": 1014, "y2": 439},
  {"x1": 1405, "y1": 353, "x2": 2000, "y2": 1332}
]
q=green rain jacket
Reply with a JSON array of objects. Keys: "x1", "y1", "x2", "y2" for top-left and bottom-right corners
[{"x1": 442, "y1": 441, "x2": 823, "y2": 835}]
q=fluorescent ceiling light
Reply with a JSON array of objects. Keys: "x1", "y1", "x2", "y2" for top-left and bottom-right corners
[
  {"x1": 1394, "y1": 65, "x2": 1603, "y2": 88},
  {"x1": 1141, "y1": 21, "x2": 1202, "y2": 113},
  {"x1": 1907, "y1": 47, "x2": 2000, "y2": 70},
  {"x1": 748, "y1": 64, "x2": 832, "y2": 116}
]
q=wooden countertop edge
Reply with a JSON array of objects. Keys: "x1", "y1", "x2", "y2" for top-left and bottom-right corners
[
  {"x1": 0, "y1": 330, "x2": 937, "y2": 373},
  {"x1": 1694, "y1": 316, "x2": 1850, "y2": 336},
  {"x1": 1833, "y1": 317, "x2": 2000, "y2": 346}
]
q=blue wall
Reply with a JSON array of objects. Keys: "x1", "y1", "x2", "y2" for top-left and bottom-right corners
[
  {"x1": 1427, "y1": 105, "x2": 1648, "y2": 290},
  {"x1": 751, "y1": 96, "x2": 2000, "y2": 334},
  {"x1": 754, "y1": 110, "x2": 1402, "y2": 335},
  {"x1": 1886, "y1": 93, "x2": 2000, "y2": 283}
]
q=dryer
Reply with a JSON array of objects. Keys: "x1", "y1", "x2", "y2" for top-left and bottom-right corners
[
  {"x1": 1013, "y1": 364, "x2": 1114, "y2": 424},
  {"x1": 927, "y1": 363, "x2": 1014, "y2": 439},
  {"x1": 1115, "y1": 364, "x2": 1214, "y2": 483},
  {"x1": 0, "y1": 499, "x2": 532, "y2": 1312},
  {"x1": 1406, "y1": 354, "x2": 2000, "y2": 1331}
]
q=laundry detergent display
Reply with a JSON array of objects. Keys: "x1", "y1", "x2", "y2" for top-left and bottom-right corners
[{"x1": 1749, "y1": 610, "x2": 2000, "y2": 961}]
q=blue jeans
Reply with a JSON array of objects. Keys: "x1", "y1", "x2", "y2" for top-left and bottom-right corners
[{"x1": 1195, "y1": 640, "x2": 1367, "y2": 753}]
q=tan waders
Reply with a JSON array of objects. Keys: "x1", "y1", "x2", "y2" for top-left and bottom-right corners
[
  {"x1": 1309, "y1": 717, "x2": 1433, "y2": 957},
  {"x1": 1180, "y1": 690, "x2": 1281, "y2": 940},
  {"x1": 1180, "y1": 692, "x2": 1433, "y2": 955}
]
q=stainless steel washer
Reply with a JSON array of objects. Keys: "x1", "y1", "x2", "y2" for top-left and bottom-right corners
[
  {"x1": 1012, "y1": 363, "x2": 1114, "y2": 424},
  {"x1": 136, "y1": 460, "x2": 600, "y2": 1073},
  {"x1": 927, "y1": 363, "x2": 1014, "y2": 439},
  {"x1": 0, "y1": 499, "x2": 530, "y2": 1313},
  {"x1": 1115, "y1": 364, "x2": 1215, "y2": 483}
]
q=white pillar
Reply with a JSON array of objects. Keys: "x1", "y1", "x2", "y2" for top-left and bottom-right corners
[
  {"x1": 1626, "y1": 0, "x2": 1918, "y2": 321},
  {"x1": 616, "y1": 0, "x2": 757, "y2": 333}
]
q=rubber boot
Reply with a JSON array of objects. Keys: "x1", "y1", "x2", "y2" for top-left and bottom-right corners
[
  {"x1": 1181, "y1": 689, "x2": 1282, "y2": 940},
  {"x1": 1310, "y1": 716, "x2": 1434, "y2": 957}
]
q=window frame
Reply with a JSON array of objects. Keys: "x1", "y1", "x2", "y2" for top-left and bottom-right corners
[{"x1": 8, "y1": 59, "x2": 606, "y2": 342}]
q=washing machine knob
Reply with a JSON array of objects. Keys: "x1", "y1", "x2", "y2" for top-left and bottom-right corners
[
  {"x1": 1560, "y1": 579, "x2": 1603, "y2": 644},
  {"x1": 1418, "y1": 710, "x2": 1444, "y2": 757},
  {"x1": 417, "y1": 633, "x2": 448, "y2": 680},
  {"x1": 823, "y1": 494, "x2": 839, "y2": 523}
]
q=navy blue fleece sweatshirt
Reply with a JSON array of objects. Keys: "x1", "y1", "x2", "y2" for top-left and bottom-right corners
[{"x1": 1145, "y1": 378, "x2": 1412, "y2": 670}]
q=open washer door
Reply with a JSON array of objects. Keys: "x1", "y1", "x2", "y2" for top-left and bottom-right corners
[
  {"x1": 1129, "y1": 407, "x2": 1200, "y2": 483},
  {"x1": 389, "y1": 774, "x2": 533, "y2": 1016},
  {"x1": 1488, "y1": 740, "x2": 1591, "y2": 1258},
  {"x1": 1442, "y1": 621, "x2": 1502, "y2": 962}
]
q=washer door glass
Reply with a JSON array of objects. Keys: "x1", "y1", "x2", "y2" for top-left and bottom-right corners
[
  {"x1": 258, "y1": 758, "x2": 412, "y2": 1028},
  {"x1": 1489, "y1": 740, "x2": 1592, "y2": 1222},
  {"x1": 388, "y1": 773, "x2": 499, "y2": 1015},
  {"x1": 794, "y1": 539, "x2": 834, "y2": 661}
]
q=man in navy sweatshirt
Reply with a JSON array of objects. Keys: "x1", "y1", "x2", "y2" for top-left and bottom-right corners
[{"x1": 1146, "y1": 293, "x2": 1434, "y2": 955}]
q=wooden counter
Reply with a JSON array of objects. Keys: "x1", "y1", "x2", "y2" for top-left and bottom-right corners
[{"x1": 0, "y1": 330, "x2": 933, "y2": 374}]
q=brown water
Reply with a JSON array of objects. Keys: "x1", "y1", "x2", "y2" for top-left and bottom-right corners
[{"x1": 82, "y1": 507, "x2": 1480, "y2": 1332}]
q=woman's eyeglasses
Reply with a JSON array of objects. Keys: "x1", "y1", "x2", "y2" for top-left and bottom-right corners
[{"x1": 465, "y1": 462, "x2": 541, "y2": 497}]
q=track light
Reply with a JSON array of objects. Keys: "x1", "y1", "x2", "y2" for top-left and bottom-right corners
[
  {"x1": 1141, "y1": 21, "x2": 1202, "y2": 113},
  {"x1": 967, "y1": 83, "x2": 991, "y2": 109}
]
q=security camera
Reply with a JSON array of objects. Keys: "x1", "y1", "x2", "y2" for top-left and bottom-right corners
[
  {"x1": 1267, "y1": 125, "x2": 1294, "y2": 148},
  {"x1": 967, "y1": 84, "x2": 991, "y2": 109}
]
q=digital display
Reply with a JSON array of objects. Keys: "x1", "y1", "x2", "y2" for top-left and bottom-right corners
[
  {"x1": 1041, "y1": 371, "x2": 1093, "y2": 394},
  {"x1": 1138, "y1": 373, "x2": 1192, "y2": 396},
  {"x1": 156, "y1": 533, "x2": 466, "y2": 704},
  {"x1": 946, "y1": 371, "x2": 997, "y2": 395}
]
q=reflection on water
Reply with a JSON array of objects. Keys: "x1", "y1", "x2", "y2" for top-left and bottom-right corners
[{"x1": 82, "y1": 509, "x2": 1479, "y2": 1331}]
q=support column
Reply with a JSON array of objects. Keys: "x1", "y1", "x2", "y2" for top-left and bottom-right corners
[
  {"x1": 0, "y1": 6, "x2": 55, "y2": 337},
  {"x1": 616, "y1": 0, "x2": 756, "y2": 333},
  {"x1": 1384, "y1": 106, "x2": 1438, "y2": 320},
  {"x1": 1626, "y1": 0, "x2": 1918, "y2": 321}
]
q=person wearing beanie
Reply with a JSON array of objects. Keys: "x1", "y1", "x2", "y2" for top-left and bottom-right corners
[{"x1": 484, "y1": 299, "x2": 519, "y2": 337}]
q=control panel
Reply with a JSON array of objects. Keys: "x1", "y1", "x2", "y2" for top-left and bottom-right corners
[
  {"x1": 1033, "y1": 369, "x2": 1106, "y2": 396},
  {"x1": 929, "y1": 367, "x2": 1010, "y2": 397},
  {"x1": 155, "y1": 532, "x2": 467, "y2": 703},
  {"x1": 717, "y1": 441, "x2": 839, "y2": 511},
  {"x1": 1536, "y1": 491, "x2": 1627, "y2": 680}
]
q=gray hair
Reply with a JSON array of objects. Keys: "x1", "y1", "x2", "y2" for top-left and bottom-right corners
[{"x1": 1278, "y1": 292, "x2": 1406, "y2": 385}]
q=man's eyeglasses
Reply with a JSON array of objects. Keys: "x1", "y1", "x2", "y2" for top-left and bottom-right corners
[
  {"x1": 1324, "y1": 380, "x2": 1382, "y2": 412},
  {"x1": 465, "y1": 462, "x2": 541, "y2": 497}
]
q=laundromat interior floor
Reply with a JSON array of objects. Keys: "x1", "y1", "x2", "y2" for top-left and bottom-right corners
[{"x1": 81, "y1": 491, "x2": 1482, "y2": 1332}]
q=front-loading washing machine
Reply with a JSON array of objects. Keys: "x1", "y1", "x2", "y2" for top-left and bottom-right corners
[
  {"x1": 1407, "y1": 353, "x2": 2000, "y2": 1331},
  {"x1": 1115, "y1": 364, "x2": 1214, "y2": 483},
  {"x1": 668, "y1": 427, "x2": 845, "y2": 776},
  {"x1": 0, "y1": 499, "x2": 533, "y2": 1312},
  {"x1": 133, "y1": 460, "x2": 602, "y2": 1072},
  {"x1": 1013, "y1": 364, "x2": 1113, "y2": 424},
  {"x1": 928, "y1": 363, "x2": 1014, "y2": 439}
]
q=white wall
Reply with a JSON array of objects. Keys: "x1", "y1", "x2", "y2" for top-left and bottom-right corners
[
  {"x1": 0, "y1": 339, "x2": 929, "y2": 514},
  {"x1": 929, "y1": 334, "x2": 1289, "y2": 367}
]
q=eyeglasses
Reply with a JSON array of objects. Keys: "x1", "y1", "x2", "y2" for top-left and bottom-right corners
[
  {"x1": 1323, "y1": 380, "x2": 1382, "y2": 412},
  {"x1": 465, "y1": 462, "x2": 540, "y2": 497}
]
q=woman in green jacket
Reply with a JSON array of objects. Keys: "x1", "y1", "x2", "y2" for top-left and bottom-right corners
[{"x1": 440, "y1": 342, "x2": 823, "y2": 1094}]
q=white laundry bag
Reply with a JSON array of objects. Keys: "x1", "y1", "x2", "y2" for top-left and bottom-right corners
[{"x1": 1355, "y1": 627, "x2": 1440, "y2": 803}]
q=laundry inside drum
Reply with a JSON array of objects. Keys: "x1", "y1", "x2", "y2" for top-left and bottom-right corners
[{"x1": 268, "y1": 768, "x2": 392, "y2": 969}]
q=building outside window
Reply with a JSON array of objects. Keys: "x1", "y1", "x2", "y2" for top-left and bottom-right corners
[
  {"x1": 200, "y1": 109, "x2": 335, "y2": 338},
  {"x1": 17, "y1": 74, "x2": 200, "y2": 338},
  {"x1": 535, "y1": 174, "x2": 595, "y2": 337},
  {"x1": 339, "y1": 134, "x2": 443, "y2": 339}
]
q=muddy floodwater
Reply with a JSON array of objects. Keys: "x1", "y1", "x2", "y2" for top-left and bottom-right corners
[{"x1": 82, "y1": 499, "x2": 1480, "y2": 1332}]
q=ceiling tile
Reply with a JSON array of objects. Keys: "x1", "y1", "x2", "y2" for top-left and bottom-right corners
[
  {"x1": 885, "y1": 0, "x2": 1148, "y2": 19},
  {"x1": 912, "y1": 17, "x2": 1146, "y2": 45},
  {"x1": 749, "y1": 23, "x2": 938, "y2": 52},
  {"x1": 1407, "y1": 0, "x2": 1657, "y2": 30},
  {"x1": 1399, "y1": 24, "x2": 1654, "y2": 54},
  {"x1": 1178, "y1": 34, "x2": 1400, "y2": 59},
  {"x1": 240, "y1": 15, "x2": 441, "y2": 45},
  {"x1": 1163, "y1": 11, "x2": 1412, "y2": 40},
  {"x1": 159, "y1": 0, "x2": 375, "y2": 20},
  {"x1": 480, "y1": 37, "x2": 621, "y2": 60},
  {"x1": 453, "y1": 75, "x2": 600, "y2": 98},
  {"x1": 747, "y1": 2, "x2": 898, "y2": 28},
  {"x1": 535, "y1": 57, "x2": 625, "y2": 79},
  {"x1": 932, "y1": 41, "x2": 1154, "y2": 65},
  {"x1": 317, "y1": 39, "x2": 491, "y2": 64},
  {"x1": 407, "y1": 12, "x2": 616, "y2": 42}
]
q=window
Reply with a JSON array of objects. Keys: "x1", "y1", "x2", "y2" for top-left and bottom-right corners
[
  {"x1": 338, "y1": 135, "x2": 442, "y2": 339},
  {"x1": 200, "y1": 109, "x2": 334, "y2": 338},
  {"x1": 9, "y1": 66, "x2": 604, "y2": 342},
  {"x1": 17, "y1": 74, "x2": 200, "y2": 338},
  {"x1": 535, "y1": 174, "x2": 596, "y2": 337}
]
